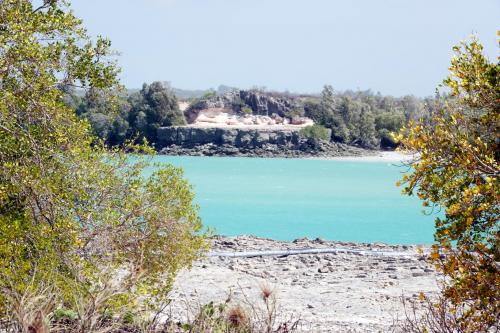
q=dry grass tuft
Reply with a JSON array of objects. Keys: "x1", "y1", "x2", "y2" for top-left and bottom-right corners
[
  {"x1": 260, "y1": 284, "x2": 274, "y2": 301},
  {"x1": 226, "y1": 305, "x2": 249, "y2": 328}
]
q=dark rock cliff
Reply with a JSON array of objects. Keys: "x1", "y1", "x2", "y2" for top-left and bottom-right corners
[
  {"x1": 156, "y1": 126, "x2": 370, "y2": 158},
  {"x1": 238, "y1": 90, "x2": 297, "y2": 117}
]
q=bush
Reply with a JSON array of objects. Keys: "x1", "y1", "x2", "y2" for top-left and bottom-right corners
[
  {"x1": 396, "y1": 36, "x2": 499, "y2": 331},
  {"x1": 0, "y1": 2, "x2": 207, "y2": 332},
  {"x1": 299, "y1": 124, "x2": 332, "y2": 141}
]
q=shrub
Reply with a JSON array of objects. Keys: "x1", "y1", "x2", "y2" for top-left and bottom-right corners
[
  {"x1": 299, "y1": 124, "x2": 332, "y2": 141},
  {"x1": 242, "y1": 106, "x2": 253, "y2": 115}
]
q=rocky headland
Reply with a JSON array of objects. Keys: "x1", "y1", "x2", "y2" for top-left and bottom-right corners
[
  {"x1": 156, "y1": 89, "x2": 379, "y2": 158},
  {"x1": 168, "y1": 236, "x2": 440, "y2": 332}
]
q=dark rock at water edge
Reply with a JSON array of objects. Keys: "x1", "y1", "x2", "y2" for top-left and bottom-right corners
[{"x1": 156, "y1": 126, "x2": 372, "y2": 158}]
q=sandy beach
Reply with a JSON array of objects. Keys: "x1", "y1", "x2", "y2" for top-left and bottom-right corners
[
  {"x1": 168, "y1": 236, "x2": 440, "y2": 332},
  {"x1": 309, "y1": 151, "x2": 416, "y2": 163}
]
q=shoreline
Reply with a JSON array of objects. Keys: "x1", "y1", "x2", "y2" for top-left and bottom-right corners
[
  {"x1": 307, "y1": 150, "x2": 414, "y2": 163},
  {"x1": 156, "y1": 149, "x2": 413, "y2": 162},
  {"x1": 157, "y1": 126, "x2": 380, "y2": 159},
  {"x1": 207, "y1": 234, "x2": 430, "y2": 257},
  {"x1": 168, "y1": 235, "x2": 439, "y2": 332}
]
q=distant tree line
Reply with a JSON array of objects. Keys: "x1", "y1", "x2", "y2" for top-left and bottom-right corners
[
  {"x1": 68, "y1": 82, "x2": 432, "y2": 149},
  {"x1": 302, "y1": 85, "x2": 432, "y2": 149},
  {"x1": 65, "y1": 81, "x2": 185, "y2": 146}
]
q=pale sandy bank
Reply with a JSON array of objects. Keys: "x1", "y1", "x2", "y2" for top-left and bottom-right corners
[{"x1": 310, "y1": 151, "x2": 415, "y2": 163}]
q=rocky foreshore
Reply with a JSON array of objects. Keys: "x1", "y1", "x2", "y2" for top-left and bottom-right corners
[
  {"x1": 168, "y1": 236, "x2": 440, "y2": 332},
  {"x1": 157, "y1": 126, "x2": 373, "y2": 158}
]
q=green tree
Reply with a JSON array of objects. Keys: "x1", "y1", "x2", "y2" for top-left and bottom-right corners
[
  {"x1": 396, "y1": 36, "x2": 499, "y2": 331},
  {"x1": 401, "y1": 95, "x2": 425, "y2": 121},
  {"x1": 356, "y1": 108, "x2": 378, "y2": 149},
  {"x1": 108, "y1": 113, "x2": 130, "y2": 146},
  {"x1": 0, "y1": 1, "x2": 206, "y2": 331},
  {"x1": 74, "y1": 87, "x2": 133, "y2": 146},
  {"x1": 318, "y1": 85, "x2": 350, "y2": 142},
  {"x1": 129, "y1": 81, "x2": 185, "y2": 144},
  {"x1": 303, "y1": 99, "x2": 321, "y2": 120}
]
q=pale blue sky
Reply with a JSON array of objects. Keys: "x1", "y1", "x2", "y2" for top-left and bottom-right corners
[{"x1": 72, "y1": 0, "x2": 498, "y2": 96}]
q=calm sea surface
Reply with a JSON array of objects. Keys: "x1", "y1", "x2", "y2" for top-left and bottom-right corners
[{"x1": 144, "y1": 155, "x2": 437, "y2": 245}]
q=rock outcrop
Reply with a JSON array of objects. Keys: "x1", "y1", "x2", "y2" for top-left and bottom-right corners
[
  {"x1": 184, "y1": 94, "x2": 234, "y2": 123},
  {"x1": 238, "y1": 90, "x2": 298, "y2": 117},
  {"x1": 156, "y1": 126, "x2": 370, "y2": 158},
  {"x1": 184, "y1": 90, "x2": 302, "y2": 124}
]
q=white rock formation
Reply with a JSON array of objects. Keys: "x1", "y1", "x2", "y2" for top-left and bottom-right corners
[{"x1": 191, "y1": 109, "x2": 315, "y2": 129}]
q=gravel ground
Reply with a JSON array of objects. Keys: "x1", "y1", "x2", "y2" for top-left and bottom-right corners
[{"x1": 167, "y1": 236, "x2": 440, "y2": 332}]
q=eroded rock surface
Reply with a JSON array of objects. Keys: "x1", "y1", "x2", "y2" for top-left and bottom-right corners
[
  {"x1": 168, "y1": 236, "x2": 440, "y2": 332},
  {"x1": 184, "y1": 90, "x2": 302, "y2": 123}
]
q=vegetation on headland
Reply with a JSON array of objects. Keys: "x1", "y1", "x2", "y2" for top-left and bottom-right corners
[
  {"x1": 303, "y1": 85, "x2": 402, "y2": 149},
  {"x1": 397, "y1": 36, "x2": 499, "y2": 332},
  {"x1": 67, "y1": 81, "x2": 186, "y2": 147},
  {"x1": 0, "y1": 1, "x2": 206, "y2": 332},
  {"x1": 69, "y1": 82, "x2": 431, "y2": 151}
]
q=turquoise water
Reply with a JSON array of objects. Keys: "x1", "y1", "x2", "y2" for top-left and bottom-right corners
[{"x1": 145, "y1": 156, "x2": 437, "y2": 245}]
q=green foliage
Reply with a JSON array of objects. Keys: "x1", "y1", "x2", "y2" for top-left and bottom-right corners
[
  {"x1": 202, "y1": 89, "x2": 217, "y2": 99},
  {"x1": 356, "y1": 109, "x2": 378, "y2": 149},
  {"x1": 375, "y1": 111, "x2": 405, "y2": 148},
  {"x1": 71, "y1": 83, "x2": 428, "y2": 151},
  {"x1": 241, "y1": 106, "x2": 253, "y2": 115},
  {"x1": 304, "y1": 87, "x2": 428, "y2": 149},
  {"x1": 287, "y1": 108, "x2": 305, "y2": 118},
  {"x1": 299, "y1": 124, "x2": 331, "y2": 141},
  {"x1": 180, "y1": 301, "x2": 239, "y2": 332},
  {"x1": 0, "y1": 1, "x2": 207, "y2": 331},
  {"x1": 396, "y1": 36, "x2": 499, "y2": 331},
  {"x1": 172, "y1": 286, "x2": 299, "y2": 333},
  {"x1": 71, "y1": 81, "x2": 185, "y2": 146},
  {"x1": 52, "y1": 308, "x2": 78, "y2": 322},
  {"x1": 129, "y1": 81, "x2": 186, "y2": 142},
  {"x1": 303, "y1": 100, "x2": 320, "y2": 120},
  {"x1": 377, "y1": 129, "x2": 397, "y2": 149},
  {"x1": 73, "y1": 83, "x2": 428, "y2": 151},
  {"x1": 321, "y1": 87, "x2": 351, "y2": 143}
]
